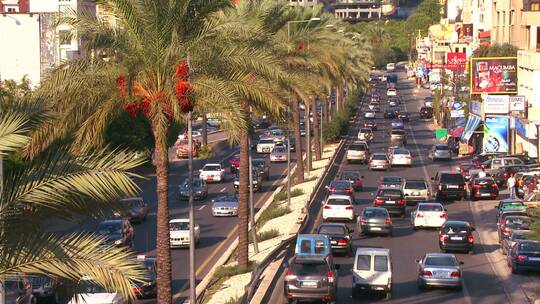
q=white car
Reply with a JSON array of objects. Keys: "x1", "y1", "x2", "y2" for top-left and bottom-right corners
[
  {"x1": 387, "y1": 89, "x2": 397, "y2": 96},
  {"x1": 270, "y1": 146, "x2": 288, "y2": 162},
  {"x1": 364, "y1": 111, "x2": 376, "y2": 119},
  {"x1": 347, "y1": 141, "x2": 370, "y2": 163},
  {"x1": 357, "y1": 128, "x2": 374, "y2": 142},
  {"x1": 386, "y1": 63, "x2": 396, "y2": 71},
  {"x1": 322, "y1": 194, "x2": 355, "y2": 222},
  {"x1": 411, "y1": 202, "x2": 447, "y2": 230},
  {"x1": 68, "y1": 278, "x2": 128, "y2": 304},
  {"x1": 169, "y1": 218, "x2": 200, "y2": 248},
  {"x1": 199, "y1": 163, "x2": 225, "y2": 182},
  {"x1": 352, "y1": 247, "x2": 392, "y2": 299},
  {"x1": 269, "y1": 129, "x2": 286, "y2": 143},
  {"x1": 390, "y1": 148, "x2": 412, "y2": 166},
  {"x1": 256, "y1": 138, "x2": 275, "y2": 153}
]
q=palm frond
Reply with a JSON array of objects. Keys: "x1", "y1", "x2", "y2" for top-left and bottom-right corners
[{"x1": 0, "y1": 112, "x2": 30, "y2": 156}]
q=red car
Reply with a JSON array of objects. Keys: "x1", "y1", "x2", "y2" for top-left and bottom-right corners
[
  {"x1": 229, "y1": 153, "x2": 240, "y2": 173},
  {"x1": 339, "y1": 171, "x2": 364, "y2": 191}
]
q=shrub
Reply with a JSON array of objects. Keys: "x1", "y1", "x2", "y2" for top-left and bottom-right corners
[
  {"x1": 257, "y1": 203, "x2": 292, "y2": 229},
  {"x1": 199, "y1": 144, "x2": 212, "y2": 159},
  {"x1": 224, "y1": 296, "x2": 241, "y2": 304},
  {"x1": 273, "y1": 188, "x2": 304, "y2": 202},
  {"x1": 249, "y1": 228, "x2": 281, "y2": 243},
  {"x1": 214, "y1": 262, "x2": 257, "y2": 280},
  {"x1": 291, "y1": 188, "x2": 304, "y2": 197}
]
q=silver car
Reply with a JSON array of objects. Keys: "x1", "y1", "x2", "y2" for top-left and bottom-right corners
[
  {"x1": 369, "y1": 153, "x2": 390, "y2": 171},
  {"x1": 389, "y1": 129, "x2": 407, "y2": 145},
  {"x1": 428, "y1": 144, "x2": 452, "y2": 161},
  {"x1": 211, "y1": 195, "x2": 239, "y2": 217},
  {"x1": 403, "y1": 179, "x2": 430, "y2": 203},
  {"x1": 364, "y1": 111, "x2": 376, "y2": 119},
  {"x1": 270, "y1": 146, "x2": 288, "y2": 162},
  {"x1": 390, "y1": 148, "x2": 412, "y2": 166},
  {"x1": 417, "y1": 253, "x2": 463, "y2": 289}
]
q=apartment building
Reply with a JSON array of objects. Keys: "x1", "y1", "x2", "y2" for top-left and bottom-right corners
[
  {"x1": 331, "y1": 0, "x2": 383, "y2": 22},
  {"x1": 289, "y1": 0, "x2": 320, "y2": 6},
  {"x1": 470, "y1": 0, "x2": 492, "y2": 47}
]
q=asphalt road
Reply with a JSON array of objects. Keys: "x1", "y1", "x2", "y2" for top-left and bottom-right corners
[{"x1": 267, "y1": 73, "x2": 532, "y2": 304}]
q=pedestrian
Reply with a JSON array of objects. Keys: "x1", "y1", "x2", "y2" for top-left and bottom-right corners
[{"x1": 507, "y1": 173, "x2": 516, "y2": 199}]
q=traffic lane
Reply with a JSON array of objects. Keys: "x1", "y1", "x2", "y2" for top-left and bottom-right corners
[{"x1": 167, "y1": 130, "x2": 228, "y2": 162}]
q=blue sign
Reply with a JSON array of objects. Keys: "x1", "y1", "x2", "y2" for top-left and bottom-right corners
[
  {"x1": 452, "y1": 102, "x2": 463, "y2": 110},
  {"x1": 515, "y1": 118, "x2": 527, "y2": 138},
  {"x1": 483, "y1": 116, "x2": 509, "y2": 153}
]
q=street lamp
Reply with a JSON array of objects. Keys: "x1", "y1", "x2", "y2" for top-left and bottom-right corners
[{"x1": 286, "y1": 16, "x2": 321, "y2": 207}]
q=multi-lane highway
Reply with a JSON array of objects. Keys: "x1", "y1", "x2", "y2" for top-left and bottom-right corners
[{"x1": 267, "y1": 73, "x2": 538, "y2": 303}]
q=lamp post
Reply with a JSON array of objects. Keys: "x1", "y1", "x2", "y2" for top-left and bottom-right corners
[
  {"x1": 186, "y1": 55, "x2": 196, "y2": 304},
  {"x1": 286, "y1": 17, "x2": 321, "y2": 205}
]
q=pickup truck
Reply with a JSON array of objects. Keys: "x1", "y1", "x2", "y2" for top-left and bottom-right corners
[{"x1": 468, "y1": 157, "x2": 525, "y2": 177}]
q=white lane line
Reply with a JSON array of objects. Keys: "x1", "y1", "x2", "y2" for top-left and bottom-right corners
[
  {"x1": 219, "y1": 187, "x2": 227, "y2": 192},
  {"x1": 198, "y1": 204, "x2": 206, "y2": 211},
  {"x1": 405, "y1": 83, "x2": 473, "y2": 304}
]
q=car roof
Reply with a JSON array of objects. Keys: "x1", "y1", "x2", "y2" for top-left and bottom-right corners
[
  {"x1": 355, "y1": 247, "x2": 390, "y2": 255},
  {"x1": 443, "y1": 220, "x2": 470, "y2": 226},
  {"x1": 424, "y1": 252, "x2": 455, "y2": 258},
  {"x1": 170, "y1": 218, "x2": 189, "y2": 223},
  {"x1": 327, "y1": 194, "x2": 352, "y2": 200},
  {"x1": 293, "y1": 255, "x2": 328, "y2": 263},
  {"x1": 405, "y1": 179, "x2": 426, "y2": 183},
  {"x1": 381, "y1": 176, "x2": 402, "y2": 180}
]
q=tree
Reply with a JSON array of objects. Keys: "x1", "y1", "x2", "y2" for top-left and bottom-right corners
[
  {"x1": 415, "y1": 0, "x2": 441, "y2": 23},
  {"x1": 472, "y1": 43, "x2": 519, "y2": 57},
  {"x1": 0, "y1": 109, "x2": 145, "y2": 301}
]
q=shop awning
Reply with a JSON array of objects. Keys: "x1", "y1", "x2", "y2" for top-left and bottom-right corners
[
  {"x1": 478, "y1": 30, "x2": 491, "y2": 39},
  {"x1": 451, "y1": 127, "x2": 464, "y2": 137},
  {"x1": 461, "y1": 115, "x2": 482, "y2": 142}
]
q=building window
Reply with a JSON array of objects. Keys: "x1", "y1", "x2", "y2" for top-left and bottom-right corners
[
  {"x1": 537, "y1": 27, "x2": 540, "y2": 50},
  {"x1": 532, "y1": 3, "x2": 540, "y2": 11},
  {"x1": 510, "y1": 10, "x2": 514, "y2": 25},
  {"x1": 59, "y1": 30, "x2": 71, "y2": 46},
  {"x1": 7, "y1": 7, "x2": 17, "y2": 12}
]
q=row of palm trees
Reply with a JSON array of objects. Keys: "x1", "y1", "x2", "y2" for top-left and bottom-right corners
[{"x1": 1, "y1": 0, "x2": 372, "y2": 303}]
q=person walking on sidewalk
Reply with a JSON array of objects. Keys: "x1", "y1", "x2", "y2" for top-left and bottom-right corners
[{"x1": 508, "y1": 173, "x2": 516, "y2": 199}]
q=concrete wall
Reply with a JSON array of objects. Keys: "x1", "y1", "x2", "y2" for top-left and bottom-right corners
[{"x1": 0, "y1": 13, "x2": 41, "y2": 85}]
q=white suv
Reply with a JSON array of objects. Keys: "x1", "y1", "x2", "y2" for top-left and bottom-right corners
[
  {"x1": 199, "y1": 163, "x2": 225, "y2": 182},
  {"x1": 352, "y1": 247, "x2": 392, "y2": 300},
  {"x1": 411, "y1": 202, "x2": 447, "y2": 229},
  {"x1": 347, "y1": 141, "x2": 369, "y2": 164},
  {"x1": 322, "y1": 194, "x2": 355, "y2": 222}
]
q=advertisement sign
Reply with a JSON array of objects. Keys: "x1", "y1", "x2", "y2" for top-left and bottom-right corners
[
  {"x1": 483, "y1": 95, "x2": 509, "y2": 114},
  {"x1": 515, "y1": 118, "x2": 527, "y2": 137},
  {"x1": 447, "y1": 0, "x2": 464, "y2": 23},
  {"x1": 470, "y1": 100, "x2": 482, "y2": 116},
  {"x1": 451, "y1": 110, "x2": 465, "y2": 117},
  {"x1": 471, "y1": 57, "x2": 518, "y2": 94},
  {"x1": 456, "y1": 23, "x2": 473, "y2": 43},
  {"x1": 436, "y1": 129, "x2": 448, "y2": 140},
  {"x1": 483, "y1": 116, "x2": 509, "y2": 153},
  {"x1": 446, "y1": 52, "x2": 467, "y2": 71},
  {"x1": 509, "y1": 95, "x2": 526, "y2": 112}
]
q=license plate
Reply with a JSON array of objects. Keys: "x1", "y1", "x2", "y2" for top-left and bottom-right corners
[
  {"x1": 301, "y1": 281, "x2": 318, "y2": 288},
  {"x1": 386, "y1": 201, "x2": 395, "y2": 204},
  {"x1": 448, "y1": 185, "x2": 458, "y2": 189},
  {"x1": 529, "y1": 257, "x2": 540, "y2": 261},
  {"x1": 481, "y1": 193, "x2": 491, "y2": 197},
  {"x1": 413, "y1": 192, "x2": 420, "y2": 196},
  {"x1": 450, "y1": 237, "x2": 463, "y2": 240},
  {"x1": 371, "y1": 227, "x2": 382, "y2": 231},
  {"x1": 434, "y1": 271, "x2": 449, "y2": 278},
  {"x1": 331, "y1": 241, "x2": 337, "y2": 244},
  {"x1": 207, "y1": 177, "x2": 213, "y2": 181}
]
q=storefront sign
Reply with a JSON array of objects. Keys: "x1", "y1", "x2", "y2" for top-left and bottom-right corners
[
  {"x1": 471, "y1": 57, "x2": 518, "y2": 94},
  {"x1": 436, "y1": 129, "x2": 448, "y2": 140},
  {"x1": 483, "y1": 116, "x2": 509, "y2": 153},
  {"x1": 515, "y1": 118, "x2": 527, "y2": 137},
  {"x1": 509, "y1": 95, "x2": 526, "y2": 112},
  {"x1": 483, "y1": 95, "x2": 509, "y2": 114},
  {"x1": 451, "y1": 110, "x2": 465, "y2": 117},
  {"x1": 469, "y1": 100, "x2": 481, "y2": 116},
  {"x1": 446, "y1": 52, "x2": 467, "y2": 71}
]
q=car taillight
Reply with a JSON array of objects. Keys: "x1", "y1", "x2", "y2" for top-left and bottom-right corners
[
  {"x1": 440, "y1": 213, "x2": 447, "y2": 219},
  {"x1": 285, "y1": 268, "x2": 293, "y2": 279},
  {"x1": 327, "y1": 271, "x2": 335, "y2": 283},
  {"x1": 439, "y1": 233, "x2": 447, "y2": 243},
  {"x1": 345, "y1": 206, "x2": 354, "y2": 210},
  {"x1": 324, "y1": 205, "x2": 332, "y2": 209},
  {"x1": 450, "y1": 271, "x2": 461, "y2": 278},
  {"x1": 385, "y1": 217, "x2": 392, "y2": 225},
  {"x1": 407, "y1": 156, "x2": 412, "y2": 159},
  {"x1": 422, "y1": 271, "x2": 433, "y2": 277},
  {"x1": 346, "y1": 189, "x2": 353, "y2": 194},
  {"x1": 502, "y1": 227, "x2": 510, "y2": 235},
  {"x1": 416, "y1": 213, "x2": 424, "y2": 218},
  {"x1": 328, "y1": 188, "x2": 336, "y2": 193},
  {"x1": 473, "y1": 185, "x2": 481, "y2": 189},
  {"x1": 338, "y1": 239, "x2": 348, "y2": 246},
  {"x1": 374, "y1": 198, "x2": 383, "y2": 206},
  {"x1": 398, "y1": 199, "x2": 405, "y2": 206},
  {"x1": 492, "y1": 183, "x2": 498, "y2": 190},
  {"x1": 464, "y1": 184, "x2": 468, "y2": 191},
  {"x1": 468, "y1": 233, "x2": 474, "y2": 243},
  {"x1": 132, "y1": 287, "x2": 142, "y2": 294},
  {"x1": 360, "y1": 217, "x2": 367, "y2": 224},
  {"x1": 516, "y1": 255, "x2": 527, "y2": 262}
]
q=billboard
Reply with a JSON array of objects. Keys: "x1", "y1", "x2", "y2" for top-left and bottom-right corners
[
  {"x1": 446, "y1": 52, "x2": 467, "y2": 71},
  {"x1": 483, "y1": 95, "x2": 509, "y2": 114},
  {"x1": 447, "y1": 0, "x2": 464, "y2": 23},
  {"x1": 483, "y1": 116, "x2": 509, "y2": 153},
  {"x1": 456, "y1": 23, "x2": 473, "y2": 43},
  {"x1": 471, "y1": 57, "x2": 518, "y2": 94}
]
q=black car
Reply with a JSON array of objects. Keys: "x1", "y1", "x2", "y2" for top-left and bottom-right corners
[
  {"x1": 316, "y1": 223, "x2": 354, "y2": 256},
  {"x1": 498, "y1": 215, "x2": 532, "y2": 243},
  {"x1": 508, "y1": 240, "x2": 540, "y2": 273},
  {"x1": 134, "y1": 256, "x2": 157, "y2": 299},
  {"x1": 373, "y1": 188, "x2": 406, "y2": 217},
  {"x1": 364, "y1": 120, "x2": 378, "y2": 130},
  {"x1": 233, "y1": 169, "x2": 262, "y2": 192},
  {"x1": 254, "y1": 117, "x2": 271, "y2": 129},
  {"x1": 432, "y1": 171, "x2": 466, "y2": 200},
  {"x1": 114, "y1": 197, "x2": 149, "y2": 223},
  {"x1": 179, "y1": 177, "x2": 208, "y2": 200},
  {"x1": 284, "y1": 255, "x2": 339, "y2": 303},
  {"x1": 326, "y1": 180, "x2": 355, "y2": 200},
  {"x1": 469, "y1": 177, "x2": 499, "y2": 201},
  {"x1": 493, "y1": 165, "x2": 529, "y2": 187},
  {"x1": 439, "y1": 221, "x2": 475, "y2": 253},
  {"x1": 419, "y1": 106, "x2": 433, "y2": 119},
  {"x1": 252, "y1": 158, "x2": 270, "y2": 180},
  {"x1": 384, "y1": 108, "x2": 399, "y2": 119},
  {"x1": 339, "y1": 170, "x2": 364, "y2": 191}
]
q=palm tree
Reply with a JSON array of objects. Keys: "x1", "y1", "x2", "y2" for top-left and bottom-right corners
[{"x1": 0, "y1": 109, "x2": 146, "y2": 301}]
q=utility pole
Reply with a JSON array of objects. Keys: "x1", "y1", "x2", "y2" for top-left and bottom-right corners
[
  {"x1": 287, "y1": 106, "x2": 292, "y2": 208},
  {"x1": 248, "y1": 130, "x2": 258, "y2": 253},
  {"x1": 187, "y1": 111, "x2": 196, "y2": 304}
]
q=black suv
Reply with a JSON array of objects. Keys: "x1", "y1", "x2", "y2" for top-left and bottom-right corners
[
  {"x1": 252, "y1": 158, "x2": 270, "y2": 180},
  {"x1": 419, "y1": 106, "x2": 433, "y2": 119},
  {"x1": 284, "y1": 255, "x2": 339, "y2": 303},
  {"x1": 432, "y1": 171, "x2": 466, "y2": 200},
  {"x1": 384, "y1": 107, "x2": 399, "y2": 119}
]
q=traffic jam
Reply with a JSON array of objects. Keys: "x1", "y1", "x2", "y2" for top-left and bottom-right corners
[{"x1": 280, "y1": 71, "x2": 540, "y2": 304}]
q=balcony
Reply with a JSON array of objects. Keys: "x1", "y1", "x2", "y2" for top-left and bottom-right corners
[
  {"x1": 522, "y1": 11, "x2": 540, "y2": 26},
  {"x1": 518, "y1": 50, "x2": 540, "y2": 70}
]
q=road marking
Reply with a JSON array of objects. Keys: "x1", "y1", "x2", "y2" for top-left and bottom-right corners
[
  {"x1": 220, "y1": 187, "x2": 227, "y2": 192},
  {"x1": 198, "y1": 205, "x2": 206, "y2": 211}
]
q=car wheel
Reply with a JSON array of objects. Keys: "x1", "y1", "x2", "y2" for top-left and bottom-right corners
[{"x1": 385, "y1": 291, "x2": 392, "y2": 300}]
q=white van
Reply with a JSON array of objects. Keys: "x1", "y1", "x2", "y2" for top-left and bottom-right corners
[{"x1": 352, "y1": 247, "x2": 392, "y2": 299}]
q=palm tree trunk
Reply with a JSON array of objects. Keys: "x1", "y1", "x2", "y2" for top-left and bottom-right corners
[
  {"x1": 152, "y1": 122, "x2": 172, "y2": 304},
  {"x1": 312, "y1": 97, "x2": 321, "y2": 161},
  {"x1": 323, "y1": 96, "x2": 329, "y2": 124},
  {"x1": 292, "y1": 99, "x2": 304, "y2": 184},
  {"x1": 202, "y1": 114, "x2": 208, "y2": 146},
  {"x1": 305, "y1": 100, "x2": 311, "y2": 173},
  {"x1": 237, "y1": 100, "x2": 250, "y2": 268}
]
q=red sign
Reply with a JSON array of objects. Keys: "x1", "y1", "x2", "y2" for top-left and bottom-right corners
[
  {"x1": 446, "y1": 52, "x2": 467, "y2": 70},
  {"x1": 471, "y1": 57, "x2": 518, "y2": 94}
]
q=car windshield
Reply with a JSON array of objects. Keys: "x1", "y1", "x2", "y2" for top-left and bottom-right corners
[
  {"x1": 442, "y1": 224, "x2": 469, "y2": 234},
  {"x1": 418, "y1": 204, "x2": 443, "y2": 212},
  {"x1": 169, "y1": 222, "x2": 189, "y2": 231},
  {"x1": 363, "y1": 208, "x2": 387, "y2": 218},
  {"x1": 341, "y1": 172, "x2": 359, "y2": 179},
  {"x1": 97, "y1": 222, "x2": 122, "y2": 235},
  {"x1": 505, "y1": 217, "x2": 532, "y2": 229},
  {"x1": 372, "y1": 154, "x2": 388, "y2": 160},
  {"x1": 182, "y1": 179, "x2": 201, "y2": 188},
  {"x1": 327, "y1": 198, "x2": 351, "y2": 205},
  {"x1": 391, "y1": 130, "x2": 405, "y2": 135},
  {"x1": 203, "y1": 165, "x2": 221, "y2": 171},
  {"x1": 405, "y1": 181, "x2": 427, "y2": 189},
  {"x1": 378, "y1": 189, "x2": 402, "y2": 197},
  {"x1": 273, "y1": 148, "x2": 286, "y2": 153},
  {"x1": 77, "y1": 281, "x2": 107, "y2": 294},
  {"x1": 330, "y1": 181, "x2": 351, "y2": 189},
  {"x1": 435, "y1": 145, "x2": 449, "y2": 150},
  {"x1": 382, "y1": 177, "x2": 401, "y2": 183},
  {"x1": 215, "y1": 196, "x2": 237, "y2": 203},
  {"x1": 425, "y1": 256, "x2": 457, "y2": 266},
  {"x1": 512, "y1": 233, "x2": 530, "y2": 241},
  {"x1": 440, "y1": 174, "x2": 464, "y2": 183},
  {"x1": 350, "y1": 144, "x2": 367, "y2": 151},
  {"x1": 291, "y1": 261, "x2": 328, "y2": 276},
  {"x1": 259, "y1": 139, "x2": 274, "y2": 144},
  {"x1": 394, "y1": 149, "x2": 409, "y2": 155},
  {"x1": 518, "y1": 242, "x2": 540, "y2": 252},
  {"x1": 318, "y1": 225, "x2": 346, "y2": 235}
]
